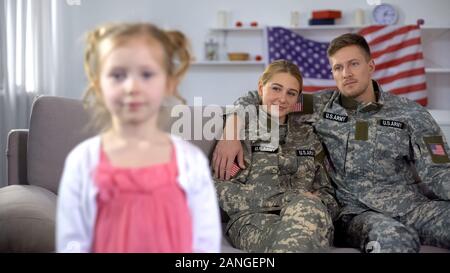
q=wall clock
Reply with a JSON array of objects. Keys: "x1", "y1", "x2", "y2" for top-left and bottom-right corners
[{"x1": 372, "y1": 3, "x2": 399, "y2": 25}]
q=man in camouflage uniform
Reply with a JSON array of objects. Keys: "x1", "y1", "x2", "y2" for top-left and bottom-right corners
[
  {"x1": 214, "y1": 33, "x2": 450, "y2": 252},
  {"x1": 215, "y1": 104, "x2": 339, "y2": 253}
]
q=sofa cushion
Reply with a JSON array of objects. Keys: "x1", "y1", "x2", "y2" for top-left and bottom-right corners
[
  {"x1": 221, "y1": 236, "x2": 245, "y2": 253},
  {"x1": 419, "y1": 245, "x2": 450, "y2": 253},
  {"x1": 0, "y1": 185, "x2": 57, "y2": 252},
  {"x1": 27, "y1": 96, "x2": 95, "y2": 193}
]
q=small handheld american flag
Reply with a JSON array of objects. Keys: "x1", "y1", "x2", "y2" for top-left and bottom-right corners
[{"x1": 229, "y1": 162, "x2": 241, "y2": 177}]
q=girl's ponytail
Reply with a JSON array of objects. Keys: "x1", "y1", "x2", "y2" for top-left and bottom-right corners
[{"x1": 166, "y1": 30, "x2": 192, "y2": 104}]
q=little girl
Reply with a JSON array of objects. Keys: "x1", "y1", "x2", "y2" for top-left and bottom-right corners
[{"x1": 56, "y1": 22, "x2": 221, "y2": 253}]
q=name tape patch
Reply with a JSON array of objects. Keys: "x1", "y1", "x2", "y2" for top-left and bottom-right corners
[
  {"x1": 252, "y1": 145, "x2": 279, "y2": 153},
  {"x1": 379, "y1": 119, "x2": 405, "y2": 129},
  {"x1": 296, "y1": 149, "x2": 315, "y2": 157},
  {"x1": 323, "y1": 112, "x2": 348, "y2": 123}
]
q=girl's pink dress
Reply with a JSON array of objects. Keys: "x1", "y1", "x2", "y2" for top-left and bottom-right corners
[{"x1": 92, "y1": 146, "x2": 192, "y2": 253}]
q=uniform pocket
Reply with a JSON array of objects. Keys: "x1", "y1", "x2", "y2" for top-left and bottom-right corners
[
  {"x1": 375, "y1": 124, "x2": 410, "y2": 181},
  {"x1": 292, "y1": 148, "x2": 316, "y2": 190},
  {"x1": 250, "y1": 150, "x2": 279, "y2": 177}
]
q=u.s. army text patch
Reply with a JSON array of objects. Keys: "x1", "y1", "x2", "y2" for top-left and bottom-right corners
[
  {"x1": 296, "y1": 149, "x2": 315, "y2": 157},
  {"x1": 379, "y1": 119, "x2": 405, "y2": 129},
  {"x1": 251, "y1": 145, "x2": 279, "y2": 153},
  {"x1": 323, "y1": 112, "x2": 348, "y2": 123}
]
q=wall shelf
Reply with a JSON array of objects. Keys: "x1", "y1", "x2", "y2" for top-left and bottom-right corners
[
  {"x1": 192, "y1": 61, "x2": 265, "y2": 66},
  {"x1": 210, "y1": 25, "x2": 363, "y2": 32},
  {"x1": 425, "y1": 68, "x2": 450, "y2": 73},
  {"x1": 210, "y1": 27, "x2": 263, "y2": 32},
  {"x1": 210, "y1": 25, "x2": 450, "y2": 31}
]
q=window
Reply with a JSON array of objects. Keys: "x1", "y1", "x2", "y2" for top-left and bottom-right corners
[
  {"x1": 0, "y1": 47, "x2": 4, "y2": 93},
  {"x1": 0, "y1": 2, "x2": 5, "y2": 93}
]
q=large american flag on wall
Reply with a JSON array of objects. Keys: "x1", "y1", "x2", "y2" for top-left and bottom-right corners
[{"x1": 267, "y1": 26, "x2": 427, "y2": 106}]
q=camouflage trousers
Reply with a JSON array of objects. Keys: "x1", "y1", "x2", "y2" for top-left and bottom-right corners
[
  {"x1": 337, "y1": 200, "x2": 450, "y2": 253},
  {"x1": 227, "y1": 194, "x2": 334, "y2": 253}
]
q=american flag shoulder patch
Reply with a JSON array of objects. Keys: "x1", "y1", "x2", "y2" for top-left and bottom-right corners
[
  {"x1": 424, "y1": 136, "x2": 450, "y2": 164},
  {"x1": 429, "y1": 143, "x2": 446, "y2": 156}
]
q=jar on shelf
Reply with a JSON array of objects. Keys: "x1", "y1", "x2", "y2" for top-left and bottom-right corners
[
  {"x1": 290, "y1": 11, "x2": 300, "y2": 27},
  {"x1": 204, "y1": 38, "x2": 219, "y2": 61}
]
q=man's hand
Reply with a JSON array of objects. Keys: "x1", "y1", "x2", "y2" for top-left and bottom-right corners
[{"x1": 212, "y1": 139, "x2": 245, "y2": 180}]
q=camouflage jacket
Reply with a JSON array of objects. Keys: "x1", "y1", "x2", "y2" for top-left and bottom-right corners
[
  {"x1": 233, "y1": 81, "x2": 450, "y2": 218},
  {"x1": 215, "y1": 101, "x2": 340, "y2": 231}
]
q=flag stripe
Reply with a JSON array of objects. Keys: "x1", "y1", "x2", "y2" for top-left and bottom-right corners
[
  {"x1": 388, "y1": 83, "x2": 427, "y2": 95},
  {"x1": 381, "y1": 74, "x2": 426, "y2": 91},
  {"x1": 373, "y1": 44, "x2": 423, "y2": 66},
  {"x1": 376, "y1": 68, "x2": 426, "y2": 85},
  {"x1": 416, "y1": 98, "x2": 428, "y2": 105},
  {"x1": 373, "y1": 59, "x2": 425, "y2": 78},
  {"x1": 303, "y1": 78, "x2": 335, "y2": 92},
  {"x1": 369, "y1": 29, "x2": 421, "y2": 53},
  {"x1": 303, "y1": 85, "x2": 336, "y2": 92},
  {"x1": 375, "y1": 52, "x2": 424, "y2": 71},
  {"x1": 371, "y1": 38, "x2": 421, "y2": 59},
  {"x1": 358, "y1": 25, "x2": 387, "y2": 36},
  {"x1": 368, "y1": 25, "x2": 419, "y2": 46},
  {"x1": 362, "y1": 26, "x2": 400, "y2": 43}
]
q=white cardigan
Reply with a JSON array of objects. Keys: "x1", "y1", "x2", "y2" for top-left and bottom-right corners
[{"x1": 56, "y1": 134, "x2": 222, "y2": 253}]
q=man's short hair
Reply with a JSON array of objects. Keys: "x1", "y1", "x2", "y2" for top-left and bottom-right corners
[{"x1": 327, "y1": 33, "x2": 371, "y2": 60}]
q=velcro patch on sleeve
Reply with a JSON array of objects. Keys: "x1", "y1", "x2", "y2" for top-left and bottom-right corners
[
  {"x1": 302, "y1": 94, "x2": 314, "y2": 114},
  {"x1": 424, "y1": 136, "x2": 450, "y2": 164},
  {"x1": 355, "y1": 121, "x2": 369, "y2": 141},
  {"x1": 315, "y1": 149, "x2": 325, "y2": 163}
]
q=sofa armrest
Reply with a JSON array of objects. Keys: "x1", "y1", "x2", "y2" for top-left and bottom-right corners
[{"x1": 6, "y1": 129, "x2": 29, "y2": 185}]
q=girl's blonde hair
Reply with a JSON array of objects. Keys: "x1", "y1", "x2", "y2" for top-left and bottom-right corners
[
  {"x1": 259, "y1": 59, "x2": 303, "y2": 90},
  {"x1": 82, "y1": 22, "x2": 191, "y2": 132}
]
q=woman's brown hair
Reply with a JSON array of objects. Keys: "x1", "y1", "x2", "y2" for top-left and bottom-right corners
[{"x1": 259, "y1": 59, "x2": 303, "y2": 91}]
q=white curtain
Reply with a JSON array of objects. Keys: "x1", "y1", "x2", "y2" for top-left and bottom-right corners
[{"x1": 0, "y1": 0, "x2": 61, "y2": 186}]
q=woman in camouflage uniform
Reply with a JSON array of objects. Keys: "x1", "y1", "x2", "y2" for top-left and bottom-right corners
[{"x1": 213, "y1": 60, "x2": 339, "y2": 252}]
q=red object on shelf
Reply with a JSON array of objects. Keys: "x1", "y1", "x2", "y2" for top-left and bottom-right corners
[
  {"x1": 255, "y1": 55, "x2": 262, "y2": 61},
  {"x1": 250, "y1": 21, "x2": 258, "y2": 27},
  {"x1": 235, "y1": 21, "x2": 243, "y2": 27},
  {"x1": 312, "y1": 10, "x2": 342, "y2": 19}
]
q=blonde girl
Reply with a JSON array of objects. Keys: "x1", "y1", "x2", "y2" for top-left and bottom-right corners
[{"x1": 56, "y1": 22, "x2": 221, "y2": 253}]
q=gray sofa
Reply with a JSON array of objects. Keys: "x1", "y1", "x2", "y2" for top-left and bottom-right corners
[{"x1": 0, "y1": 96, "x2": 448, "y2": 253}]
